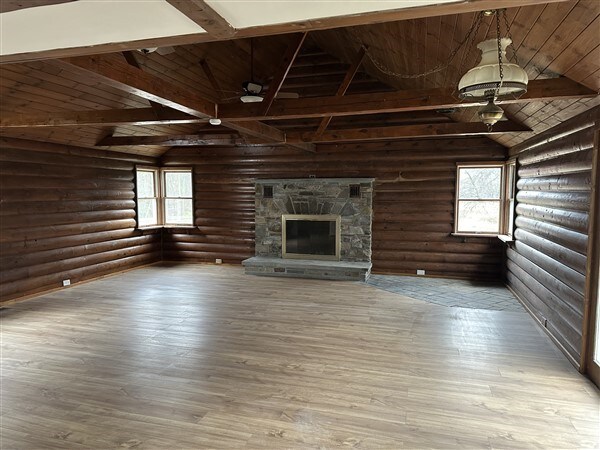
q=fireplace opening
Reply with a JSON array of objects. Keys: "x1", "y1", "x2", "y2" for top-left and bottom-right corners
[{"x1": 282, "y1": 214, "x2": 341, "y2": 261}]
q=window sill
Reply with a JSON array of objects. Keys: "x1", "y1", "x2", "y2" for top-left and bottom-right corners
[
  {"x1": 137, "y1": 225, "x2": 196, "y2": 231},
  {"x1": 497, "y1": 234, "x2": 515, "y2": 244},
  {"x1": 451, "y1": 233, "x2": 499, "y2": 238}
]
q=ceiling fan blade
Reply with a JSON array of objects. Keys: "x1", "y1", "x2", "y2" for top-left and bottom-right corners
[
  {"x1": 275, "y1": 92, "x2": 300, "y2": 99},
  {"x1": 156, "y1": 46, "x2": 176, "y2": 55}
]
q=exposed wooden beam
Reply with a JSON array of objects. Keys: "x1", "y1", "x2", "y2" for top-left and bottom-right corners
[
  {"x1": 97, "y1": 133, "x2": 244, "y2": 147},
  {"x1": 0, "y1": 0, "x2": 75, "y2": 13},
  {"x1": 0, "y1": 108, "x2": 204, "y2": 128},
  {"x1": 315, "y1": 46, "x2": 366, "y2": 136},
  {"x1": 287, "y1": 121, "x2": 531, "y2": 143},
  {"x1": 199, "y1": 59, "x2": 224, "y2": 101},
  {"x1": 220, "y1": 78, "x2": 598, "y2": 122},
  {"x1": 54, "y1": 56, "x2": 216, "y2": 118},
  {"x1": 94, "y1": 121, "x2": 529, "y2": 148},
  {"x1": 54, "y1": 55, "x2": 288, "y2": 145},
  {"x1": 0, "y1": 0, "x2": 569, "y2": 64},
  {"x1": 166, "y1": 0, "x2": 236, "y2": 39},
  {"x1": 121, "y1": 51, "x2": 164, "y2": 114},
  {"x1": 261, "y1": 33, "x2": 307, "y2": 115}
]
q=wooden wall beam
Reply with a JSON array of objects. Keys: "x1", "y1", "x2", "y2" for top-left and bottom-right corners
[{"x1": 219, "y1": 78, "x2": 597, "y2": 121}]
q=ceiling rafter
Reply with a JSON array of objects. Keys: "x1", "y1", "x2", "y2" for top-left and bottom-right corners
[
  {"x1": 51, "y1": 54, "x2": 303, "y2": 148},
  {"x1": 218, "y1": 77, "x2": 597, "y2": 121},
  {"x1": 0, "y1": 0, "x2": 570, "y2": 64},
  {"x1": 165, "y1": 0, "x2": 236, "y2": 39},
  {"x1": 94, "y1": 121, "x2": 530, "y2": 148},
  {"x1": 315, "y1": 45, "x2": 366, "y2": 136},
  {"x1": 0, "y1": 108, "x2": 204, "y2": 128},
  {"x1": 261, "y1": 32, "x2": 307, "y2": 115}
]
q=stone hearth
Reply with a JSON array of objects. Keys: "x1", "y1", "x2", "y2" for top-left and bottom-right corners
[{"x1": 243, "y1": 178, "x2": 374, "y2": 281}]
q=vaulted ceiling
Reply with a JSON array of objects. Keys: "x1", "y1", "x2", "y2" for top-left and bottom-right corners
[{"x1": 0, "y1": 0, "x2": 598, "y2": 156}]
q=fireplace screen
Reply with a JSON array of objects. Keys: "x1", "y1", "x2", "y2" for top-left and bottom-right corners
[{"x1": 282, "y1": 214, "x2": 341, "y2": 261}]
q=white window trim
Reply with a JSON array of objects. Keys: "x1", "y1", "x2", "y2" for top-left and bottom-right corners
[
  {"x1": 135, "y1": 166, "x2": 194, "y2": 229},
  {"x1": 453, "y1": 162, "x2": 505, "y2": 237}
]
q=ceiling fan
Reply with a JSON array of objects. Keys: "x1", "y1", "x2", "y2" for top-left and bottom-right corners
[{"x1": 221, "y1": 39, "x2": 299, "y2": 103}]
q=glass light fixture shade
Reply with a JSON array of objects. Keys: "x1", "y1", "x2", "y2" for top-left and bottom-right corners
[
  {"x1": 478, "y1": 99, "x2": 505, "y2": 128},
  {"x1": 458, "y1": 38, "x2": 528, "y2": 101}
]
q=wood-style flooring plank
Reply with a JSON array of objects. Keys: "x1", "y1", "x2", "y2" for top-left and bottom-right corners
[{"x1": 1, "y1": 264, "x2": 598, "y2": 449}]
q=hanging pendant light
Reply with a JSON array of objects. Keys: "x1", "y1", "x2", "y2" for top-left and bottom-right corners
[
  {"x1": 457, "y1": 10, "x2": 529, "y2": 130},
  {"x1": 458, "y1": 38, "x2": 528, "y2": 101}
]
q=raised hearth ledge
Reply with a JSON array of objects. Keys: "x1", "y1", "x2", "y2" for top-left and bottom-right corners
[{"x1": 242, "y1": 256, "x2": 372, "y2": 282}]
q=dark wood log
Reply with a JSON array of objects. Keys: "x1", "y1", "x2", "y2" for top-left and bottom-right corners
[
  {"x1": 510, "y1": 107, "x2": 598, "y2": 156},
  {"x1": 506, "y1": 270, "x2": 581, "y2": 365},
  {"x1": 518, "y1": 148, "x2": 593, "y2": 178},
  {"x1": 512, "y1": 240, "x2": 586, "y2": 296},
  {"x1": 0, "y1": 228, "x2": 158, "y2": 257},
  {"x1": 506, "y1": 250, "x2": 584, "y2": 326},
  {"x1": 0, "y1": 200, "x2": 136, "y2": 216},
  {"x1": 516, "y1": 172, "x2": 591, "y2": 192},
  {"x1": 518, "y1": 127, "x2": 594, "y2": 165},
  {"x1": 1, "y1": 235, "x2": 159, "y2": 271},
  {"x1": 0, "y1": 219, "x2": 136, "y2": 242},
  {"x1": 514, "y1": 228, "x2": 587, "y2": 275},
  {"x1": 1, "y1": 243, "x2": 158, "y2": 284},
  {"x1": 515, "y1": 216, "x2": 588, "y2": 255},
  {"x1": 1, "y1": 209, "x2": 136, "y2": 230},
  {"x1": 515, "y1": 191, "x2": 590, "y2": 212},
  {"x1": 516, "y1": 204, "x2": 589, "y2": 233},
  {"x1": 1, "y1": 252, "x2": 160, "y2": 300}
]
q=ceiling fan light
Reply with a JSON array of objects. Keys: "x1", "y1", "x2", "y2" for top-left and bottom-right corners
[
  {"x1": 240, "y1": 95, "x2": 264, "y2": 103},
  {"x1": 458, "y1": 38, "x2": 528, "y2": 101},
  {"x1": 208, "y1": 118, "x2": 222, "y2": 126}
]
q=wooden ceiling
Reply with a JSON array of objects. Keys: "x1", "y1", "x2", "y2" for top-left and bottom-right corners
[{"x1": 0, "y1": 0, "x2": 598, "y2": 156}]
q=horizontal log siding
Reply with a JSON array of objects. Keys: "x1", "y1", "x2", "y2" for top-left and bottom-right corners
[
  {"x1": 508, "y1": 107, "x2": 599, "y2": 368},
  {"x1": 0, "y1": 140, "x2": 162, "y2": 302},
  {"x1": 161, "y1": 138, "x2": 507, "y2": 279}
]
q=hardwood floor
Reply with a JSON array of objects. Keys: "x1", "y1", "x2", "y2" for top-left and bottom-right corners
[{"x1": 1, "y1": 263, "x2": 598, "y2": 449}]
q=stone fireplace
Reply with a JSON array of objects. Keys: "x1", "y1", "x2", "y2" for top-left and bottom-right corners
[{"x1": 242, "y1": 178, "x2": 374, "y2": 281}]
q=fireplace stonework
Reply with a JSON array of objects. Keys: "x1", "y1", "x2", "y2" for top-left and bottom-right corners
[{"x1": 243, "y1": 178, "x2": 374, "y2": 281}]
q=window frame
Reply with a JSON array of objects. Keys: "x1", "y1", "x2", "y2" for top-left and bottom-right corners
[
  {"x1": 502, "y1": 159, "x2": 518, "y2": 239},
  {"x1": 135, "y1": 166, "x2": 161, "y2": 228},
  {"x1": 161, "y1": 167, "x2": 195, "y2": 226},
  {"x1": 135, "y1": 166, "x2": 194, "y2": 229},
  {"x1": 454, "y1": 162, "x2": 505, "y2": 237}
]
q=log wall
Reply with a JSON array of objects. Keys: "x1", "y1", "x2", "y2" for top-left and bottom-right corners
[
  {"x1": 0, "y1": 138, "x2": 162, "y2": 302},
  {"x1": 161, "y1": 138, "x2": 507, "y2": 280},
  {"x1": 507, "y1": 107, "x2": 600, "y2": 369}
]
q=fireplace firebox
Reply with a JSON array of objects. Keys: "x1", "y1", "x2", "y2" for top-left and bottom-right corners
[{"x1": 282, "y1": 214, "x2": 341, "y2": 261}]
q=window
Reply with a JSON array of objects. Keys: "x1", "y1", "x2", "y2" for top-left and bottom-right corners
[
  {"x1": 135, "y1": 167, "x2": 193, "y2": 228},
  {"x1": 162, "y1": 169, "x2": 194, "y2": 225},
  {"x1": 455, "y1": 164, "x2": 504, "y2": 235},
  {"x1": 136, "y1": 168, "x2": 159, "y2": 227}
]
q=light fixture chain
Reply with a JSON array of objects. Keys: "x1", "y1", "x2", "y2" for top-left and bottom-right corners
[
  {"x1": 354, "y1": 11, "x2": 485, "y2": 80},
  {"x1": 502, "y1": 9, "x2": 519, "y2": 65},
  {"x1": 495, "y1": 10, "x2": 504, "y2": 100}
]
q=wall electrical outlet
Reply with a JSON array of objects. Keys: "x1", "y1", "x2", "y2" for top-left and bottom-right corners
[
  {"x1": 62, "y1": 279, "x2": 71, "y2": 286},
  {"x1": 215, "y1": 258, "x2": 223, "y2": 264},
  {"x1": 416, "y1": 269, "x2": 425, "y2": 276}
]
